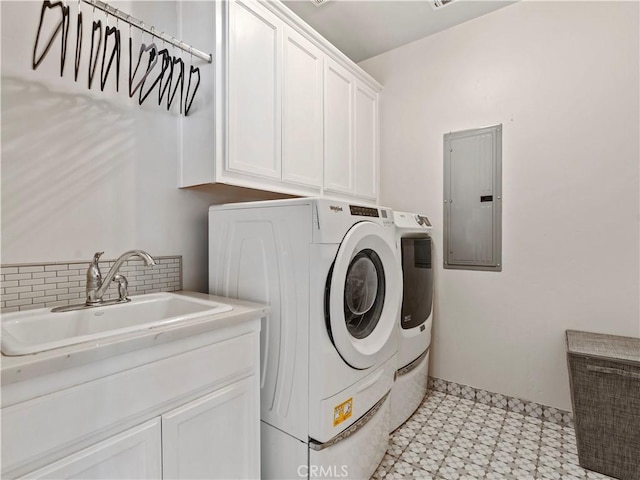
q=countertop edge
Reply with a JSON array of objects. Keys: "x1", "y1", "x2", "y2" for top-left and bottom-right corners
[{"x1": 1, "y1": 292, "x2": 269, "y2": 389}]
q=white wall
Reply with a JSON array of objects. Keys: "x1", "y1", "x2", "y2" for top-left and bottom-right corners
[
  {"x1": 360, "y1": 1, "x2": 640, "y2": 410},
  {"x1": 1, "y1": 1, "x2": 284, "y2": 291}
]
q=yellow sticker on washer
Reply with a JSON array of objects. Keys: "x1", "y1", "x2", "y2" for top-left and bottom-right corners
[{"x1": 333, "y1": 398, "x2": 353, "y2": 426}]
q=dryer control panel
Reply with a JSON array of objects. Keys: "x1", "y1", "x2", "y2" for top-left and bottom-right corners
[
  {"x1": 415, "y1": 215, "x2": 431, "y2": 227},
  {"x1": 393, "y1": 211, "x2": 433, "y2": 232}
]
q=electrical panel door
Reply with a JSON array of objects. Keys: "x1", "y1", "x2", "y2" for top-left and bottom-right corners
[{"x1": 444, "y1": 125, "x2": 502, "y2": 271}]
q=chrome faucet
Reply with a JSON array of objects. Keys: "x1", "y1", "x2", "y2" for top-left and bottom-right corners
[
  {"x1": 51, "y1": 250, "x2": 156, "y2": 313},
  {"x1": 86, "y1": 250, "x2": 156, "y2": 305}
]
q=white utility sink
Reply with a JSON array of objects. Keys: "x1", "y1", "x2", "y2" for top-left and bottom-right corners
[{"x1": 1, "y1": 293, "x2": 233, "y2": 356}]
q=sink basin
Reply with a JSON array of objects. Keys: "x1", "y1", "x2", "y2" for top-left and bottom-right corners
[{"x1": 1, "y1": 293, "x2": 233, "y2": 356}]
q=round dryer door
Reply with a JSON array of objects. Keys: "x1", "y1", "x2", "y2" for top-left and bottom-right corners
[{"x1": 326, "y1": 221, "x2": 402, "y2": 369}]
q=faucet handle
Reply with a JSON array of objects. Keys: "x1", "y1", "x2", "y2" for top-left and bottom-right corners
[{"x1": 87, "y1": 251, "x2": 104, "y2": 286}]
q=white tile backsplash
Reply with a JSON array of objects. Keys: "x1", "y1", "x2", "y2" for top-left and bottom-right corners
[{"x1": 0, "y1": 256, "x2": 182, "y2": 313}]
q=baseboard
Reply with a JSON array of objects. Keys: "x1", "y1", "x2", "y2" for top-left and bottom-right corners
[{"x1": 427, "y1": 376, "x2": 574, "y2": 427}]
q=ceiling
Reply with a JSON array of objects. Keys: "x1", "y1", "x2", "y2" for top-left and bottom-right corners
[{"x1": 282, "y1": 0, "x2": 517, "y2": 63}]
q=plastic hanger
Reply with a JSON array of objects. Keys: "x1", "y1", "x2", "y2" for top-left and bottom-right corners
[
  {"x1": 184, "y1": 63, "x2": 200, "y2": 116},
  {"x1": 128, "y1": 22, "x2": 158, "y2": 98},
  {"x1": 59, "y1": 2, "x2": 70, "y2": 76},
  {"x1": 138, "y1": 28, "x2": 169, "y2": 105},
  {"x1": 33, "y1": 0, "x2": 70, "y2": 76},
  {"x1": 74, "y1": 0, "x2": 82, "y2": 81},
  {"x1": 167, "y1": 55, "x2": 184, "y2": 113},
  {"x1": 157, "y1": 41, "x2": 173, "y2": 106},
  {"x1": 88, "y1": 15, "x2": 102, "y2": 89},
  {"x1": 100, "y1": 11, "x2": 121, "y2": 92},
  {"x1": 138, "y1": 49, "x2": 169, "y2": 105}
]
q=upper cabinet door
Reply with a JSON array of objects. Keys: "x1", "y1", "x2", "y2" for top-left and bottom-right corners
[
  {"x1": 227, "y1": 0, "x2": 282, "y2": 180},
  {"x1": 354, "y1": 80, "x2": 378, "y2": 200},
  {"x1": 281, "y1": 26, "x2": 323, "y2": 189},
  {"x1": 324, "y1": 58, "x2": 354, "y2": 195}
]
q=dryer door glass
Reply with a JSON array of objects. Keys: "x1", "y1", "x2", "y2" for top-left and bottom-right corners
[
  {"x1": 400, "y1": 236, "x2": 433, "y2": 329},
  {"x1": 344, "y1": 249, "x2": 386, "y2": 339}
]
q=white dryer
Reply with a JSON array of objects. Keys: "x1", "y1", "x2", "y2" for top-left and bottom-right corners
[
  {"x1": 390, "y1": 211, "x2": 434, "y2": 432},
  {"x1": 209, "y1": 198, "x2": 402, "y2": 479}
]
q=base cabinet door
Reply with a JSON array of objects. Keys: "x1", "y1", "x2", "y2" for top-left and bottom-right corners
[
  {"x1": 162, "y1": 376, "x2": 259, "y2": 480},
  {"x1": 21, "y1": 419, "x2": 161, "y2": 480}
]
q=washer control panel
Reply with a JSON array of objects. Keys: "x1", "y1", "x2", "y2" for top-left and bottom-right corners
[
  {"x1": 349, "y1": 205, "x2": 395, "y2": 227},
  {"x1": 349, "y1": 205, "x2": 379, "y2": 217}
]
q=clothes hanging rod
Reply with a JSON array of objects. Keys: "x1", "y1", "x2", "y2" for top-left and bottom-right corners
[{"x1": 80, "y1": 0, "x2": 212, "y2": 63}]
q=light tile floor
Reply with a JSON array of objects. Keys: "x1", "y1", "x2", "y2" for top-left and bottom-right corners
[{"x1": 373, "y1": 391, "x2": 614, "y2": 480}]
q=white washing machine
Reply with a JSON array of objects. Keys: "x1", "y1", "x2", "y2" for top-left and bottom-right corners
[
  {"x1": 390, "y1": 211, "x2": 434, "y2": 432},
  {"x1": 209, "y1": 198, "x2": 402, "y2": 479}
]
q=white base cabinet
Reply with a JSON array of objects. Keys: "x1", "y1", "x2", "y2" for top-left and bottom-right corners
[
  {"x1": 162, "y1": 377, "x2": 259, "y2": 480},
  {"x1": 22, "y1": 419, "x2": 162, "y2": 480},
  {"x1": 2, "y1": 326, "x2": 261, "y2": 480},
  {"x1": 179, "y1": 0, "x2": 381, "y2": 204}
]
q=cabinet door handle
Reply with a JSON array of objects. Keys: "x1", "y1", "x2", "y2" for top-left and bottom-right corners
[{"x1": 586, "y1": 364, "x2": 640, "y2": 379}]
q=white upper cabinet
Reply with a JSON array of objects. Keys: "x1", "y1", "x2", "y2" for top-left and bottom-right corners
[
  {"x1": 227, "y1": 0, "x2": 282, "y2": 180},
  {"x1": 179, "y1": 0, "x2": 382, "y2": 203},
  {"x1": 354, "y1": 80, "x2": 378, "y2": 200},
  {"x1": 282, "y1": 26, "x2": 323, "y2": 189},
  {"x1": 324, "y1": 58, "x2": 354, "y2": 195},
  {"x1": 324, "y1": 62, "x2": 379, "y2": 201}
]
